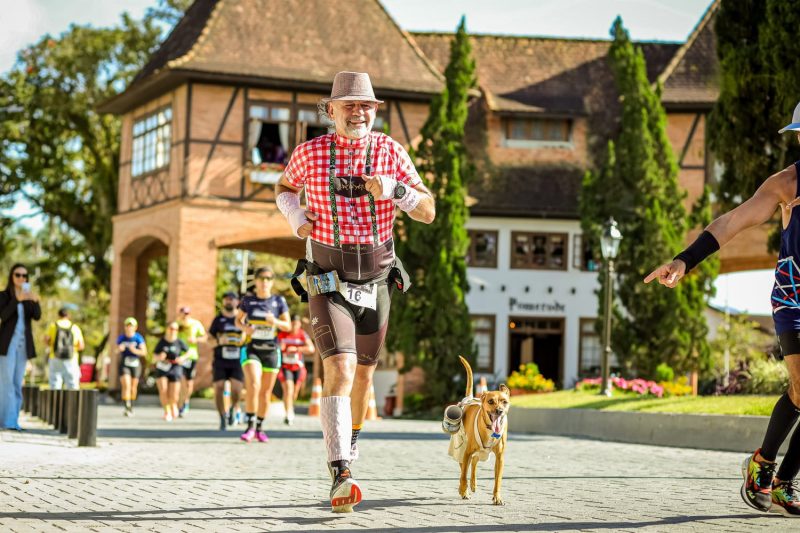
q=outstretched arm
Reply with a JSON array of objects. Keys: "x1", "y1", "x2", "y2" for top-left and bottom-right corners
[{"x1": 645, "y1": 165, "x2": 796, "y2": 288}]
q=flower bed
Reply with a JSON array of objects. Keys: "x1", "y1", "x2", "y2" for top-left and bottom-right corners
[
  {"x1": 576, "y1": 376, "x2": 692, "y2": 398},
  {"x1": 506, "y1": 363, "x2": 555, "y2": 393}
]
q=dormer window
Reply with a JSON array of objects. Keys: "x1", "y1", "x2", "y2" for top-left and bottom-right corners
[{"x1": 503, "y1": 117, "x2": 572, "y2": 146}]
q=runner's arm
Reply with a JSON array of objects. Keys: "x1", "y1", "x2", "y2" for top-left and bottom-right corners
[
  {"x1": 645, "y1": 166, "x2": 794, "y2": 287},
  {"x1": 274, "y1": 311, "x2": 292, "y2": 333},
  {"x1": 405, "y1": 182, "x2": 435, "y2": 224},
  {"x1": 276, "y1": 176, "x2": 316, "y2": 239},
  {"x1": 302, "y1": 332, "x2": 315, "y2": 355}
]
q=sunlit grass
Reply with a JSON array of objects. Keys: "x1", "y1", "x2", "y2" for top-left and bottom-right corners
[{"x1": 512, "y1": 390, "x2": 780, "y2": 416}]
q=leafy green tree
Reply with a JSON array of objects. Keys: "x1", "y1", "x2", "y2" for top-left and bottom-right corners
[
  {"x1": 581, "y1": 18, "x2": 717, "y2": 378},
  {"x1": 709, "y1": 0, "x2": 800, "y2": 214},
  {"x1": 389, "y1": 17, "x2": 476, "y2": 409},
  {"x1": 0, "y1": 0, "x2": 190, "y2": 296}
]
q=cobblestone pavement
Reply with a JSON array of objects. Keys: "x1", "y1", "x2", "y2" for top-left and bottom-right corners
[{"x1": 0, "y1": 403, "x2": 794, "y2": 532}]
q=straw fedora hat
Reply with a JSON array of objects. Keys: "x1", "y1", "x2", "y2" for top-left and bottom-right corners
[{"x1": 322, "y1": 71, "x2": 384, "y2": 104}]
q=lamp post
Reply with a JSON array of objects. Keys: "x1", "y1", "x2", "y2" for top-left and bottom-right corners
[{"x1": 599, "y1": 217, "x2": 622, "y2": 397}]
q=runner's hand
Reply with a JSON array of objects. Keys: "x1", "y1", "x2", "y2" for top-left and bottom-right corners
[
  {"x1": 643, "y1": 259, "x2": 686, "y2": 288},
  {"x1": 297, "y1": 211, "x2": 317, "y2": 239},
  {"x1": 363, "y1": 175, "x2": 396, "y2": 200}
]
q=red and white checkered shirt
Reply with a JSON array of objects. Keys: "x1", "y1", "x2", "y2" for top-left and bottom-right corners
[{"x1": 283, "y1": 131, "x2": 421, "y2": 246}]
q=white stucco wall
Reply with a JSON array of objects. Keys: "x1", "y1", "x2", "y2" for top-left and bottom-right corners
[{"x1": 465, "y1": 216, "x2": 600, "y2": 388}]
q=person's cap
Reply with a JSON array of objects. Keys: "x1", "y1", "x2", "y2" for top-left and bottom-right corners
[
  {"x1": 58, "y1": 307, "x2": 69, "y2": 317},
  {"x1": 123, "y1": 317, "x2": 138, "y2": 327},
  {"x1": 222, "y1": 290, "x2": 238, "y2": 299},
  {"x1": 179, "y1": 306, "x2": 190, "y2": 314},
  {"x1": 779, "y1": 101, "x2": 800, "y2": 133},
  {"x1": 321, "y1": 71, "x2": 383, "y2": 104}
]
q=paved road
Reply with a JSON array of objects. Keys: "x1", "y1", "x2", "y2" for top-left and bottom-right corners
[{"x1": 0, "y1": 403, "x2": 793, "y2": 532}]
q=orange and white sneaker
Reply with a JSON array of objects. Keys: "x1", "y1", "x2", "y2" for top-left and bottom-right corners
[{"x1": 330, "y1": 467, "x2": 362, "y2": 513}]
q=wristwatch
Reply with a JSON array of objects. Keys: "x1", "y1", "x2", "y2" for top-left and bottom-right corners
[{"x1": 392, "y1": 182, "x2": 407, "y2": 200}]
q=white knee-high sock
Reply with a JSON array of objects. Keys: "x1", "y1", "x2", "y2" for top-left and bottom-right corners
[{"x1": 320, "y1": 396, "x2": 352, "y2": 462}]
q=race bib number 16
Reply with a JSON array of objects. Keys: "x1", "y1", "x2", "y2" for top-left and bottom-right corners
[{"x1": 342, "y1": 282, "x2": 377, "y2": 310}]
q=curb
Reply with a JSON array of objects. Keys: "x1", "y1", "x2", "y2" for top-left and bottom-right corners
[{"x1": 509, "y1": 407, "x2": 788, "y2": 454}]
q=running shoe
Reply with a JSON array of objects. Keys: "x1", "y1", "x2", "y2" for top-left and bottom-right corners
[
  {"x1": 227, "y1": 407, "x2": 236, "y2": 426},
  {"x1": 240, "y1": 428, "x2": 256, "y2": 442},
  {"x1": 330, "y1": 467, "x2": 362, "y2": 513},
  {"x1": 256, "y1": 430, "x2": 269, "y2": 443},
  {"x1": 772, "y1": 480, "x2": 800, "y2": 517},
  {"x1": 163, "y1": 412, "x2": 173, "y2": 422},
  {"x1": 741, "y1": 449, "x2": 776, "y2": 512},
  {"x1": 219, "y1": 415, "x2": 227, "y2": 431},
  {"x1": 124, "y1": 407, "x2": 132, "y2": 417}
]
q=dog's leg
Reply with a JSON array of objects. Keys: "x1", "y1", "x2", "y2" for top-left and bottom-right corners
[
  {"x1": 459, "y1": 453, "x2": 471, "y2": 499},
  {"x1": 492, "y1": 448, "x2": 505, "y2": 505},
  {"x1": 469, "y1": 454, "x2": 479, "y2": 492}
]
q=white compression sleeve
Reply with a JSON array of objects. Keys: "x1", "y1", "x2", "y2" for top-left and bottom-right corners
[
  {"x1": 319, "y1": 396, "x2": 352, "y2": 462},
  {"x1": 395, "y1": 186, "x2": 421, "y2": 212},
  {"x1": 276, "y1": 191, "x2": 308, "y2": 238}
]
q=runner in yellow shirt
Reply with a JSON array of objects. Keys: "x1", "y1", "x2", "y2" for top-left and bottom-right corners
[{"x1": 177, "y1": 305, "x2": 207, "y2": 416}]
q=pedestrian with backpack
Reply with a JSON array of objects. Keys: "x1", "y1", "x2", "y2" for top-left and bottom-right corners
[{"x1": 43, "y1": 308, "x2": 85, "y2": 390}]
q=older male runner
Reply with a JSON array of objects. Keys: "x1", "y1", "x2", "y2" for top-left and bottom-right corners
[
  {"x1": 275, "y1": 71, "x2": 435, "y2": 512},
  {"x1": 646, "y1": 101, "x2": 800, "y2": 517}
]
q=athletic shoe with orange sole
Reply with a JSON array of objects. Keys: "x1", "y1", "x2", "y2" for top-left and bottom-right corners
[
  {"x1": 330, "y1": 467, "x2": 362, "y2": 513},
  {"x1": 741, "y1": 448, "x2": 776, "y2": 512}
]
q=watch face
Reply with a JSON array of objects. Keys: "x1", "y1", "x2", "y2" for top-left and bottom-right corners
[{"x1": 394, "y1": 183, "x2": 407, "y2": 199}]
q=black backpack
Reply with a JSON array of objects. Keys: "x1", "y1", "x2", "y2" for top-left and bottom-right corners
[{"x1": 55, "y1": 323, "x2": 74, "y2": 360}]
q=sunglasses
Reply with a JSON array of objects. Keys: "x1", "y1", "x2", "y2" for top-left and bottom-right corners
[{"x1": 14, "y1": 272, "x2": 29, "y2": 279}]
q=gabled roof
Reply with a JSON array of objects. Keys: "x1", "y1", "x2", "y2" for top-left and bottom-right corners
[
  {"x1": 658, "y1": 0, "x2": 720, "y2": 107},
  {"x1": 469, "y1": 165, "x2": 585, "y2": 218},
  {"x1": 103, "y1": 0, "x2": 443, "y2": 114},
  {"x1": 411, "y1": 32, "x2": 680, "y2": 115}
]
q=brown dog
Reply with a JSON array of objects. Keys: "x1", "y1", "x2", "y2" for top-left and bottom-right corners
[{"x1": 449, "y1": 355, "x2": 510, "y2": 505}]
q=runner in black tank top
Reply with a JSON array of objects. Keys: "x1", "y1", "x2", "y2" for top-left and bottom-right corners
[{"x1": 646, "y1": 107, "x2": 800, "y2": 517}]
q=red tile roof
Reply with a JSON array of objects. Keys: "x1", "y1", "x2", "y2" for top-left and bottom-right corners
[
  {"x1": 108, "y1": 0, "x2": 444, "y2": 113},
  {"x1": 411, "y1": 32, "x2": 681, "y2": 115}
]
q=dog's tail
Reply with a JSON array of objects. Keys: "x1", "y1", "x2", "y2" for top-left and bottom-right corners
[{"x1": 458, "y1": 355, "x2": 473, "y2": 398}]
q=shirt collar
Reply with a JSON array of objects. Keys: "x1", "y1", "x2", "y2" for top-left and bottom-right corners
[{"x1": 334, "y1": 132, "x2": 371, "y2": 148}]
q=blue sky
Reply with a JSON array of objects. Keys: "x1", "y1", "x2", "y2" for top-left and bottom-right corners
[{"x1": 1, "y1": 0, "x2": 769, "y2": 315}]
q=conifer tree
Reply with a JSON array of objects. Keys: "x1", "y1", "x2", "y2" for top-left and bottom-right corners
[
  {"x1": 581, "y1": 18, "x2": 717, "y2": 378},
  {"x1": 389, "y1": 17, "x2": 477, "y2": 408}
]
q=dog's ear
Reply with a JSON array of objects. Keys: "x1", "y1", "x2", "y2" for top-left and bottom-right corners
[{"x1": 499, "y1": 384, "x2": 510, "y2": 395}]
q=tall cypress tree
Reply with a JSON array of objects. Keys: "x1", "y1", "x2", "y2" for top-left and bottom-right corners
[
  {"x1": 389, "y1": 17, "x2": 476, "y2": 408},
  {"x1": 581, "y1": 18, "x2": 717, "y2": 378}
]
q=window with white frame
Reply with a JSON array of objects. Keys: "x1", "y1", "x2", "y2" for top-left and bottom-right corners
[
  {"x1": 248, "y1": 103, "x2": 291, "y2": 166},
  {"x1": 579, "y1": 318, "x2": 619, "y2": 376},
  {"x1": 132, "y1": 107, "x2": 172, "y2": 178},
  {"x1": 471, "y1": 315, "x2": 495, "y2": 373}
]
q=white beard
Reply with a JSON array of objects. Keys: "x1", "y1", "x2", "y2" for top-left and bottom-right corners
[{"x1": 344, "y1": 122, "x2": 370, "y2": 139}]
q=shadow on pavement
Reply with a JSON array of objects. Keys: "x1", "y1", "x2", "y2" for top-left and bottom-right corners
[{"x1": 0, "y1": 505, "x2": 775, "y2": 530}]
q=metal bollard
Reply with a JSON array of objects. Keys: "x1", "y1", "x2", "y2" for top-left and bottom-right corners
[
  {"x1": 58, "y1": 390, "x2": 69, "y2": 434},
  {"x1": 77, "y1": 389, "x2": 98, "y2": 447},
  {"x1": 43, "y1": 390, "x2": 51, "y2": 425},
  {"x1": 66, "y1": 390, "x2": 80, "y2": 439},
  {"x1": 48, "y1": 389, "x2": 56, "y2": 426},
  {"x1": 37, "y1": 389, "x2": 45, "y2": 420},
  {"x1": 51, "y1": 390, "x2": 60, "y2": 428},
  {"x1": 30, "y1": 386, "x2": 40, "y2": 418},
  {"x1": 22, "y1": 385, "x2": 30, "y2": 413}
]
